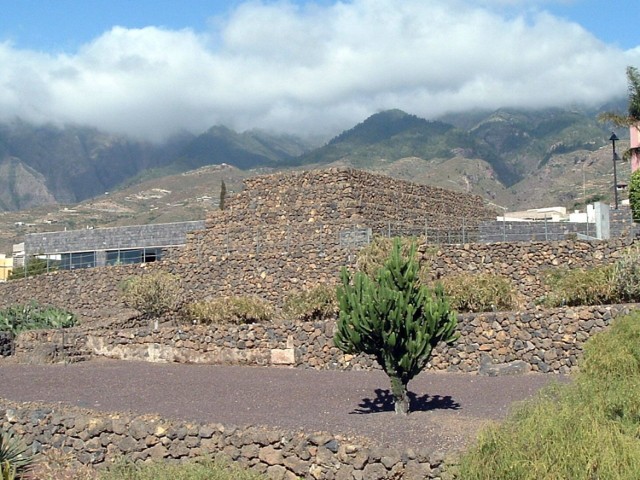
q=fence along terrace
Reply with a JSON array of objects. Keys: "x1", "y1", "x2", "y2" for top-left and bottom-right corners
[
  {"x1": 16, "y1": 221, "x2": 205, "y2": 271},
  {"x1": 13, "y1": 168, "x2": 633, "y2": 277}
]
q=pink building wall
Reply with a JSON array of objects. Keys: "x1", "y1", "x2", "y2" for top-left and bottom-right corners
[{"x1": 632, "y1": 125, "x2": 640, "y2": 173}]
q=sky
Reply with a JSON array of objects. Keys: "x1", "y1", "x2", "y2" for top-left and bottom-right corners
[{"x1": 0, "y1": 0, "x2": 639, "y2": 142}]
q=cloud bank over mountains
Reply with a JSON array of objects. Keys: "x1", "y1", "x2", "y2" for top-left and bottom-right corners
[{"x1": 1, "y1": 0, "x2": 639, "y2": 141}]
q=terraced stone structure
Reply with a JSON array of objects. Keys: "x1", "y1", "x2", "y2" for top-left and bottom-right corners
[
  {"x1": 0, "y1": 168, "x2": 496, "y2": 314},
  {"x1": 172, "y1": 168, "x2": 496, "y2": 300},
  {"x1": 182, "y1": 167, "x2": 495, "y2": 258}
]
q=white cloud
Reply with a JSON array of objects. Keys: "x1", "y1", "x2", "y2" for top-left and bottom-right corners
[{"x1": 0, "y1": 0, "x2": 638, "y2": 141}]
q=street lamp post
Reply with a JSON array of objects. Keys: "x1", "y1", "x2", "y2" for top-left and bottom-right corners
[{"x1": 610, "y1": 132, "x2": 620, "y2": 210}]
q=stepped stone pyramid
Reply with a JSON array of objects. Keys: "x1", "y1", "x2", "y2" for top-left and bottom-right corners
[{"x1": 181, "y1": 168, "x2": 496, "y2": 260}]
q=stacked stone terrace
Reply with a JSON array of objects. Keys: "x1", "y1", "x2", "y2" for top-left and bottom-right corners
[
  {"x1": 169, "y1": 168, "x2": 497, "y2": 300},
  {"x1": 182, "y1": 168, "x2": 496, "y2": 259}
]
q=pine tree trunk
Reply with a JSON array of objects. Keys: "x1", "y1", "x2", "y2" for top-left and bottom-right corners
[{"x1": 389, "y1": 375, "x2": 409, "y2": 415}]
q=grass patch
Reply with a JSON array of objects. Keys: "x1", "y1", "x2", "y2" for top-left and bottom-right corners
[
  {"x1": 282, "y1": 285, "x2": 338, "y2": 321},
  {"x1": 438, "y1": 273, "x2": 520, "y2": 312},
  {"x1": 541, "y1": 265, "x2": 616, "y2": 307},
  {"x1": 541, "y1": 245, "x2": 640, "y2": 307},
  {"x1": 184, "y1": 296, "x2": 275, "y2": 325},
  {"x1": 459, "y1": 311, "x2": 640, "y2": 480},
  {"x1": 99, "y1": 457, "x2": 266, "y2": 480},
  {"x1": 612, "y1": 244, "x2": 640, "y2": 303},
  {"x1": 30, "y1": 452, "x2": 267, "y2": 480}
]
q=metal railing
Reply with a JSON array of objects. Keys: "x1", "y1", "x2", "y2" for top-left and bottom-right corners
[{"x1": 9, "y1": 216, "x2": 608, "y2": 279}]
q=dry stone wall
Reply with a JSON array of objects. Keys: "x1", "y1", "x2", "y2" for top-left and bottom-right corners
[
  {"x1": 185, "y1": 168, "x2": 495, "y2": 267},
  {"x1": 0, "y1": 238, "x2": 635, "y2": 318},
  {"x1": 0, "y1": 167, "x2": 635, "y2": 326},
  {"x1": 1, "y1": 399, "x2": 455, "y2": 480},
  {"x1": 14, "y1": 304, "x2": 637, "y2": 374},
  {"x1": 0, "y1": 263, "x2": 146, "y2": 319},
  {"x1": 421, "y1": 238, "x2": 633, "y2": 305},
  {"x1": 205, "y1": 168, "x2": 495, "y2": 230}
]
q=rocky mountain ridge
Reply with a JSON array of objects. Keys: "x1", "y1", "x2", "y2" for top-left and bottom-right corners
[{"x1": 0, "y1": 106, "x2": 630, "y2": 254}]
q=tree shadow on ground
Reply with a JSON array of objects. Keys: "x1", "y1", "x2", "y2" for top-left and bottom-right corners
[{"x1": 350, "y1": 388, "x2": 460, "y2": 414}]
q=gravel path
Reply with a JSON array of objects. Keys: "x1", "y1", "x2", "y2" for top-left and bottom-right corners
[{"x1": 0, "y1": 359, "x2": 563, "y2": 451}]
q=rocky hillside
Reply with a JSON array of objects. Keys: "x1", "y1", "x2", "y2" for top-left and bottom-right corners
[
  {"x1": 0, "y1": 164, "x2": 249, "y2": 254},
  {"x1": 0, "y1": 106, "x2": 631, "y2": 254},
  {"x1": 0, "y1": 120, "x2": 317, "y2": 211},
  {"x1": 0, "y1": 121, "x2": 189, "y2": 209},
  {"x1": 295, "y1": 108, "x2": 611, "y2": 186}
]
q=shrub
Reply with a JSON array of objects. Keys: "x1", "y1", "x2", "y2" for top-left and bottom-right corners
[
  {"x1": 612, "y1": 244, "x2": 640, "y2": 302},
  {"x1": 8, "y1": 257, "x2": 57, "y2": 280},
  {"x1": 459, "y1": 312, "x2": 640, "y2": 479},
  {"x1": 282, "y1": 285, "x2": 338, "y2": 321},
  {"x1": 0, "y1": 303, "x2": 76, "y2": 336},
  {"x1": 120, "y1": 272, "x2": 184, "y2": 319},
  {"x1": 184, "y1": 296, "x2": 275, "y2": 325},
  {"x1": 541, "y1": 265, "x2": 617, "y2": 307},
  {"x1": 0, "y1": 430, "x2": 34, "y2": 480},
  {"x1": 630, "y1": 169, "x2": 640, "y2": 222},
  {"x1": 355, "y1": 236, "x2": 431, "y2": 281},
  {"x1": 438, "y1": 273, "x2": 519, "y2": 312}
]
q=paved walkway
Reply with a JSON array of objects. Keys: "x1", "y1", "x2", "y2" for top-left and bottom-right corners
[{"x1": 0, "y1": 359, "x2": 562, "y2": 451}]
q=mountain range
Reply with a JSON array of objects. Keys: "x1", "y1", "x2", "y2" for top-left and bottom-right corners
[{"x1": 0, "y1": 105, "x2": 630, "y2": 253}]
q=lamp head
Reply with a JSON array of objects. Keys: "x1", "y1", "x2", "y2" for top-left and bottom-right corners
[{"x1": 610, "y1": 132, "x2": 619, "y2": 142}]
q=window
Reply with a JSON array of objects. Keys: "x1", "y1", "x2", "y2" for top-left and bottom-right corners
[
  {"x1": 61, "y1": 251, "x2": 96, "y2": 270},
  {"x1": 105, "y1": 248, "x2": 162, "y2": 266}
]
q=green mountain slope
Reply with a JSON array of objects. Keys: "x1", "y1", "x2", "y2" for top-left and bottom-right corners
[
  {"x1": 468, "y1": 108, "x2": 607, "y2": 178},
  {"x1": 296, "y1": 109, "x2": 455, "y2": 166},
  {"x1": 293, "y1": 107, "x2": 612, "y2": 188},
  {"x1": 172, "y1": 126, "x2": 315, "y2": 171},
  {"x1": 0, "y1": 106, "x2": 619, "y2": 221},
  {"x1": 0, "y1": 120, "x2": 191, "y2": 206}
]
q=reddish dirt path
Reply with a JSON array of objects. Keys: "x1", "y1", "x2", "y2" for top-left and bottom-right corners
[{"x1": 0, "y1": 359, "x2": 563, "y2": 451}]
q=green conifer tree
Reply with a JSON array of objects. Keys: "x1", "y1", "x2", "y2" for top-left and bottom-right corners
[
  {"x1": 219, "y1": 179, "x2": 227, "y2": 210},
  {"x1": 334, "y1": 239, "x2": 458, "y2": 415}
]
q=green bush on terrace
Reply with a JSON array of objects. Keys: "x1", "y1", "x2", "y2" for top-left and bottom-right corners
[
  {"x1": 613, "y1": 244, "x2": 640, "y2": 302},
  {"x1": 7, "y1": 257, "x2": 57, "y2": 280},
  {"x1": 355, "y1": 236, "x2": 432, "y2": 280},
  {"x1": 459, "y1": 311, "x2": 640, "y2": 480},
  {"x1": 120, "y1": 272, "x2": 184, "y2": 319},
  {"x1": 542, "y1": 264, "x2": 617, "y2": 307},
  {"x1": 184, "y1": 296, "x2": 275, "y2": 325},
  {"x1": 439, "y1": 273, "x2": 520, "y2": 312},
  {"x1": 0, "y1": 302, "x2": 76, "y2": 336},
  {"x1": 542, "y1": 244, "x2": 640, "y2": 307},
  {"x1": 282, "y1": 285, "x2": 339, "y2": 321},
  {"x1": 357, "y1": 236, "x2": 519, "y2": 313}
]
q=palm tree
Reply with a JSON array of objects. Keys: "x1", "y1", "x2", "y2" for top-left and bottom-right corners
[{"x1": 599, "y1": 66, "x2": 640, "y2": 164}]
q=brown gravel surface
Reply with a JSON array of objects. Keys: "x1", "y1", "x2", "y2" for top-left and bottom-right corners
[{"x1": 0, "y1": 359, "x2": 564, "y2": 451}]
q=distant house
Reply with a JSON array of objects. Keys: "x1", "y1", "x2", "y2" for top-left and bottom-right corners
[
  {"x1": 15, "y1": 221, "x2": 205, "y2": 270},
  {"x1": 0, "y1": 254, "x2": 12, "y2": 281},
  {"x1": 631, "y1": 126, "x2": 639, "y2": 173}
]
